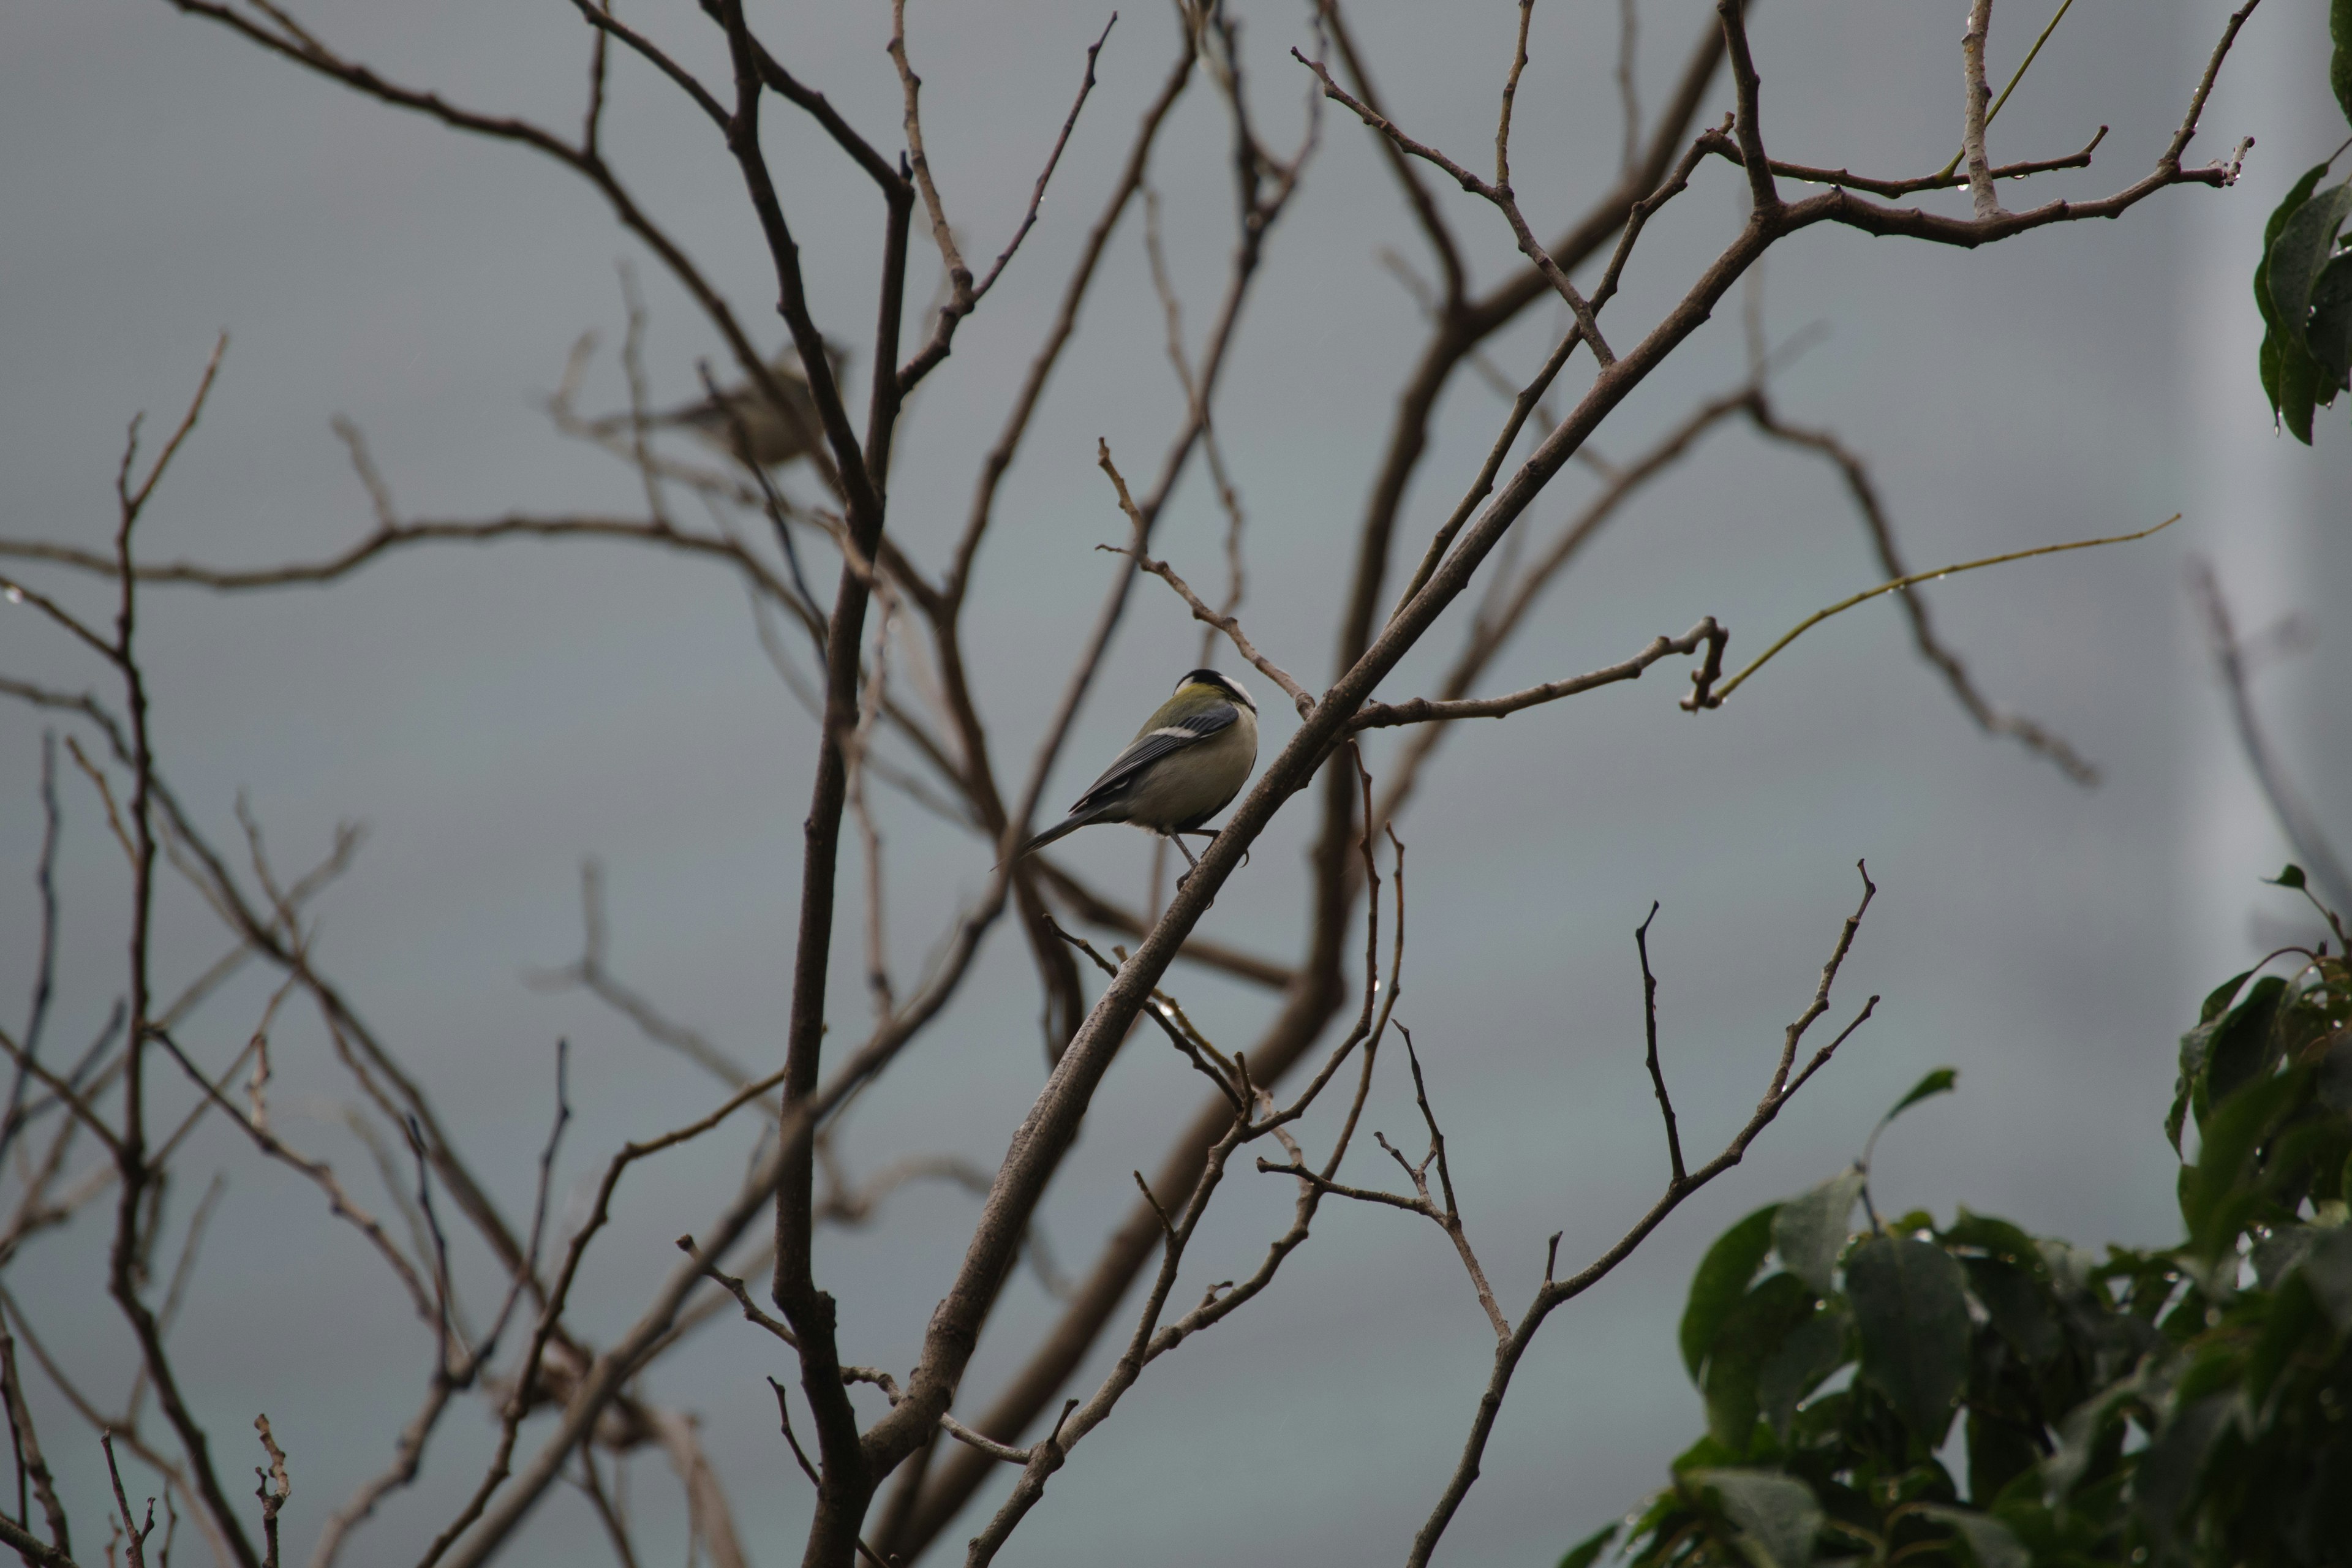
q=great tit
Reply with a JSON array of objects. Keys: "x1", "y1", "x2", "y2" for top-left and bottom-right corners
[
  {"x1": 610, "y1": 342, "x2": 845, "y2": 470},
  {"x1": 1019, "y1": 669, "x2": 1259, "y2": 869}
]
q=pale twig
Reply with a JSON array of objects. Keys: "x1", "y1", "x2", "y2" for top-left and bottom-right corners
[
  {"x1": 1047, "y1": 918, "x2": 1243, "y2": 1113},
  {"x1": 151, "y1": 1028, "x2": 433, "y2": 1322},
  {"x1": 103, "y1": 1434, "x2": 156, "y2": 1568},
  {"x1": 418, "y1": 1056, "x2": 791, "y2": 1566},
  {"x1": 1616, "y1": 0, "x2": 1642, "y2": 176},
  {"x1": 1097, "y1": 448, "x2": 1308, "y2": 711},
  {"x1": 526, "y1": 861, "x2": 758, "y2": 1092},
  {"x1": 892, "y1": 8, "x2": 1117, "y2": 393},
  {"x1": 1292, "y1": 47, "x2": 1615, "y2": 364},
  {"x1": 2187, "y1": 561, "x2": 2352, "y2": 917},
  {"x1": 1961, "y1": 1, "x2": 2000, "y2": 219},
  {"x1": 252, "y1": 1417, "x2": 289, "y2": 1568}
]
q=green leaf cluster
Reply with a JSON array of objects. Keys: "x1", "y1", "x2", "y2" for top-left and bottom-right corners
[
  {"x1": 2254, "y1": 2, "x2": 2352, "y2": 444},
  {"x1": 1566, "y1": 889, "x2": 2352, "y2": 1568}
]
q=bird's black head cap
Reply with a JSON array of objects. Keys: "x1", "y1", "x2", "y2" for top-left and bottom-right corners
[{"x1": 1177, "y1": 668, "x2": 1254, "y2": 710}]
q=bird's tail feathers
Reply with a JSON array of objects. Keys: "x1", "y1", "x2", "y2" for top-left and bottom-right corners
[{"x1": 1009, "y1": 813, "x2": 1085, "y2": 866}]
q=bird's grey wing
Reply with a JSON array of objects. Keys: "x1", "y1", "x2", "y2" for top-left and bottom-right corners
[{"x1": 1068, "y1": 703, "x2": 1238, "y2": 816}]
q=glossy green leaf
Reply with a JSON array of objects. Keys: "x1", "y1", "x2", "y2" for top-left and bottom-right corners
[
  {"x1": 1916, "y1": 1505, "x2": 2029, "y2": 1568},
  {"x1": 1682, "y1": 1204, "x2": 1780, "y2": 1381},
  {"x1": 2270, "y1": 863, "x2": 2311, "y2": 891},
  {"x1": 1703, "y1": 1273, "x2": 1818, "y2": 1450},
  {"x1": 2260, "y1": 165, "x2": 2335, "y2": 318},
  {"x1": 1943, "y1": 1207, "x2": 2040, "y2": 1264},
  {"x1": 2270, "y1": 184, "x2": 2352, "y2": 341},
  {"x1": 1886, "y1": 1067, "x2": 1959, "y2": 1121},
  {"x1": 2308, "y1": 254, "x2": 2352, "y2": 389},
  {"x1": 1686, "y1": 1469, "x2": 1822, "y2": 1568},
  {"x1": 2318, "y1": 1031, "x2": 2352, "y2": 1115},
  {"x1": 2205, "y1": 974, "x2": 2288, "y2": 1110},
  {"x1": 1966, "y1": 1409, "x2": 2043, "y2": 1509},
  {"x1": 2334, "y1": 0, "x2": 2352, "y2": 127},
  {"x1": 2304, "y1": 1223, "x2": 2352, "y2": 1334},
  {"x1": 1845, "y1": 1237, "x2": 1970, "y2": 1448},
  {"x1": 1558, "y1": 1521, "x2": 1619, "y2": 1568},
  {"x1": 2203, "y1": 969, "x2": 2258, "y2": 1026},
  {"x1": 2282, "y1": 334, "x2": 2323, "y2": 443},
  {"x1": 2245, "y1": 1270, "x2": 2326, "y2": 1404},
  {"x1": 1773, "y1": 1169, "x2": 1863, "y2": 1294},
  {"x1": 2259, "y1": 165, "x2": 2335, "y2": 427},
  {"x1": 1668, "y1": 1432, "x2": 1746, "y2": 1476},
  {"x1": 2181, "y1": 1069, "x2": 2304, "y2": 1257},
  {"x1": 2133, "y1": 1392, "x2": 2238, "y2": 1542},
  {"x1": 2045, "y1": 1368, "x2": 2151, "y2": 1498},
  {"x1": 1965, "y1": 1256, "x2": 2062, "y2": 1364},
  {"x1": 1757, "y1": 1306, "x2": 1850, "y2": 1439}
]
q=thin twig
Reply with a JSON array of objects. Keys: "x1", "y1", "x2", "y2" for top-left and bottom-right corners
[{"x1": 1704, "y1": 516, "x2": 2177, "y2": 704}]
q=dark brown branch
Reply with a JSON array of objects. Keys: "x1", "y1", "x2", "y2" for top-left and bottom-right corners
[
  {"x1": 707, "y1": 4, "x2": 905, "y2": 195},
  {"x1": 0, "y1": 1320, "x2": 69, "y2": 1563},
  {"x1": 1738, "y1": 393, "x2": 2098, "y2": 783},
  {"x1": 891, "y1": 31, "x2": 1751, "y2": 1555},
  {"x1": 160, "y1": 1, "x2": 816, "y2": 489},
  {"x1": 1705, "y1": 124, "x2": 2108, "y2": 198},
  {"x1": 151, "y1": 1030, "x2": 435, "y2": 1322},
  {"x1": 563, "y1": 0, "x2": 726, "y2": 129},
  {"x1": 0, "y1": 1513, "x2": 79, "y2": 1568},
  {"x1": 0, "y1": 516, "x2": 799, "y2": 604},
  {"x1": 1292, "y1": 48, "x2": 1615, "y2": 364},
  {"x1": 1027, "y1": 859, "x2": 1294, "y2": 990},
  {"x1": 1717, "y1": 0, "x2": 1778, "y2": 209},
  {"x1": 1634, "y1": 904, "x2": 1685, "y2": 1185},
  {"x1": 101, "y1": 1436, "x2": 154, "y2": 1568},
  {"x1": 1351, "y1": 619, "x2": 1724, "y2": 729}
]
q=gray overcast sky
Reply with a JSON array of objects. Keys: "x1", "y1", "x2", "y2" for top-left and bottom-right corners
[{"x1": 3, "y1": 1, "x2": 2349, "y2": 1563}]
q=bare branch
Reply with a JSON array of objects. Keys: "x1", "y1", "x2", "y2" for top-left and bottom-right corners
[
  {"x1": 1292, "y1": 47, "x2": 1615, "y2": 364},
  {"x1": 1351, "y1": 619, "x2": 1724, "y2": 730},
  {"x1": 251, "y1": 1418, "x2": 288, "y2": 1568},
  {"x1": 1635, "y1": 904, "x2": 1684, "y2": 1185},
  {"x1": 2187, "y1": 561, "x2": 2352, "y2": 916},
  {"x1": 893, "y1": 10, "x2": 1117, "y2": 394},
  {"x1": 1711, "y1": 125, "x2": 2109, "y2": 200},
  {"x1": 1717, "y1": 0, "x2": 1778, "y2": 209},
  {"x1": 1740, "y1": 394, "x2": 2100, "y2": 782},
  {"x1": 1961, "y1": 1, "x2": 2001, "y2": 220},
  {"x1": 1403, "y1": 865, "x2": 1880, "y2": 1566}
]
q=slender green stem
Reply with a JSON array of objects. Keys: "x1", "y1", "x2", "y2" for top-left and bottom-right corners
[{"x1": 1710, "y1": 513, "x2": 2177, "y2": 703}]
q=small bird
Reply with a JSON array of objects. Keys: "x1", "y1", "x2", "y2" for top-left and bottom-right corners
[
  {"x1": 620, "y1": 344, "x2": 844, "y2": 470},
  {"x1": 1019, "y1": 669, "x2": 1260, "y2": 870}
]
